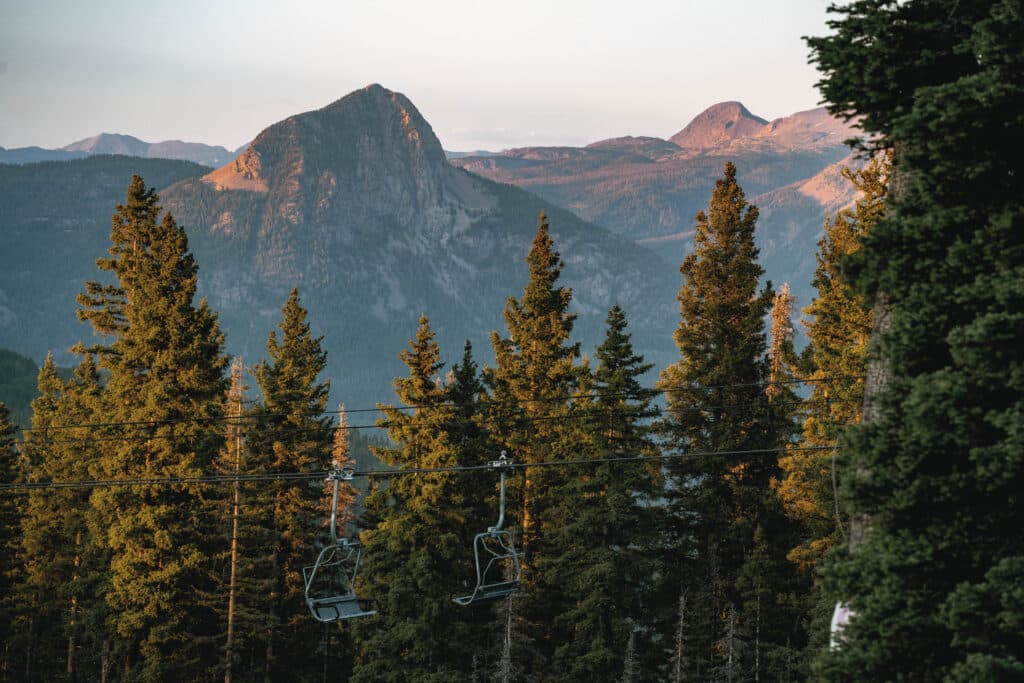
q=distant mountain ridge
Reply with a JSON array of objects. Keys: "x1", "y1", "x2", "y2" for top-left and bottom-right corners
[
  {"x1": 451, "y1": 102, "x2": 861, "y2": 307},
  {"x1": 1, "y1": 133, "x2": 235, "y2": 166}
]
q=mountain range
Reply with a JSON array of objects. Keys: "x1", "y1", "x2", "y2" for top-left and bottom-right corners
[
  {"x1": 0, "y1": 85, "x2": 861, "y2": 407},
  {"x1": 0, "y1": 86, "x2": 680, "y2": 406},
  {"x1": 452, "y1": 102, "x2": 860, "y2": 305},
  {"x1": 0, "y1": 133, "x2": 239, "y2": 167}
]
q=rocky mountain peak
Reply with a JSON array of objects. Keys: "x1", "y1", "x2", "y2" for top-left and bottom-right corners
[
  {"x1": 201, "y1": 84, "x2": 448, "y2": 200},
  {"x1": 669, "y1": 101, "x2": 768, "y2": 149},
  {"x1": 62, "y1": 133, "x2": 150, "y2": 156}
]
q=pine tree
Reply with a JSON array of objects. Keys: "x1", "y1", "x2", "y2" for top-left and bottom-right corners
[
  {"x1": 548, "y1": 305, "x2": 660, "y2": 681},
  {"x1": 777, "y1": 157, "x2": 886, "y2": 572},
  {"x1": 484, "y1": 213, "x2": 581, "y2": 675},
  {"x1": 657, "y1": 162, "x2": 803, "y2": 678},
  {"x1": 18, "y1": 354, "x2": 111, "y2": 682},
  {"x1": 248, "y1": 288, "x2": 332, "y2": 681},
  {"x1": 0, "y1": 402, "x2": 22, "y2": 682},
  {"x1": 352, "y1": 316, "x2": 483, "y2": 682},
  {"x1": 808, "y1": 1, "x2": 1024, "y2": 677},
  {"x1": 76, "y1": 175, "x2": 229, "y2": 681}
]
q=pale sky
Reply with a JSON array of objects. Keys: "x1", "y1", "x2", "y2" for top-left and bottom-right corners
[{"x1": 0, "y1": 0, "x2": 834, "y2": 153}]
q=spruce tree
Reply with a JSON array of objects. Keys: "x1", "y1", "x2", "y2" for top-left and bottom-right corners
[
  {"x1": 352, "y1": 316, "x2": 483, "y2": 682},
  {"x1": 18, "y1": 354, "x2": 111, "y2": 682},
  {"x1": 76, "y1": 175, "x2": 229, "y2": 681},
  {"x1": 484, "y1": 213, "x2": 581, "y2": 675},
  {"x1": 657, "y1": 163, "x2": 803, "y2": 679},
  {"x1": 548, "y1": 305, "x2": 661, "y2": 681},
  {"x1": 248, "y1": 288, "x2": 332, "y2": 681},
  {"x1": 808, "y1": 1, "x2": 1024, "y2": 678}
]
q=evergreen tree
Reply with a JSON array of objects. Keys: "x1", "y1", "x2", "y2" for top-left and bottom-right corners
[
  {"x1": 0, "y1": 402, "x2": 21, "y2": 682},
  {"x1": 548, "y1": 305, "x2": 661, "y2": 681},
  {"x1": 777, "y1": 157, "x2": 886, "y2": 572},
  {"x1": 18, "y1": 355, "x2": 110, "y2": 682},
  {"x1": 76, "y1": 175, "x2": 229, "y2": 681},
  {"x1": 352, "y1": 316, "x2": 484, "y2": 682},
  {"x1": 808, "y1": 1, "x2": 1024, "y2": 678},
  {"x1": 657, "y1": 163, "x2": 803, "y2": 679},
  {"x1": 248, "y1": 288, "x2": 332, "y2": 681},
  {"x1": 484, "y1": 213, "x2": 582, "y2": 676}
]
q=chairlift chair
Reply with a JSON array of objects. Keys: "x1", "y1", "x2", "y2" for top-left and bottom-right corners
[
  {"x1": 302, "y1": 467, "x2": 376, "y2": 622},
  {"x1": 453, "y1": 453, "x2": 521, "y2": 606}
]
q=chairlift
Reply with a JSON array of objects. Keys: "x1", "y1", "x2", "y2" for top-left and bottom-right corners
[
  {"x1": 302, "y1": 466, "x2": 376, "y2": 622},
  {"x1": 453, "y1": 452, "x2": 521, "y2": 606}
]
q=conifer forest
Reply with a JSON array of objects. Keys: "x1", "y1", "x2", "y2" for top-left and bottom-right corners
[{"x1": 1, "y1": 1, "x2": 1022, "y2": 681}]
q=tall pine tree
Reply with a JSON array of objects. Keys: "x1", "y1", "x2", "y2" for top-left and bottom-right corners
[
  {"x1": 18, "y1": 354, "x2": 111, "y2": 682},
  {"x1": 548, "y1": 305, "x2": 661, "y2": 681},
  {"x1": 248, "y1": 288, "x2": 332, "y2": 681},
  {"x1": 777, "y1": 157, "x2": 886, "y2": 572},
  {"x1": 484, "y1": 213, "x2": 582, "y2": 676},
  {"x1": 76, "y1": 175, "x2": 229, "y2": 681},
  {"x1": 352, "y1": 316, "x2": 486, "y2": 682},
  {"x1": 657, "y1": 162, "x2": 803, "y2": 679}
]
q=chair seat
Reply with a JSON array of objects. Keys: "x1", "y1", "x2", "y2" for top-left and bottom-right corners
[
  {"x1": 452, "y1": 581, "x2": 519, "y2": 606},
  {"x1": 308, "y1": 595, "x2": 376, "y2": 621}
]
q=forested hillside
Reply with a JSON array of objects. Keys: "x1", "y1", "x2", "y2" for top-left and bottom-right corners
[{"x1": 0, "y1": 147, "x2": 882, "y2": 680}]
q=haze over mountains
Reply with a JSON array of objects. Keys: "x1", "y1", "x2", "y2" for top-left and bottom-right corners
[{"x1": 0, "y1": 133, "x2": 237, "y2": 166}]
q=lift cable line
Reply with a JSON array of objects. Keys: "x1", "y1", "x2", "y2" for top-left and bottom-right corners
[
  {"x1": 17, "y1": 397, "x2": 859, "y2": 448},
  {"x1": 15, "y1": 375, "x2": 865, "y2": 434},
  {"x1": 0, "y1": 445, "x2": 835, "y2": 492}
]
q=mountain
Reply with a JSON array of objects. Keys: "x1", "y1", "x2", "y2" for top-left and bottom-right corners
[
  {"x1": 0, "y1": 146, "x2": 87, "y2": 164},
  {"x1": 62, "y1": 133, "x2": 236, "y2": 166},
  {"x1": 444, "y1": 150, "x2": 498, "y2": 159},
  {"x1": 0, "y1": 154, "x2": 211, "y2": 367},
  {"x1": 451, "y1": 102, "x2": 861, "y2": 307},
  {"x1": 669, "y1": 101, "x2": 768, "y2": 149},
  {"x1": 0, "y1": 134, "x2": 235, "y2": 166},
  {"x1": 0, "y1": 86, "x2": 680, "y2": 407}
]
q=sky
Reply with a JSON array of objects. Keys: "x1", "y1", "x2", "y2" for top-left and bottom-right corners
[{"x1": 0, "y1": 0, "x2": 835, "y2": 153}]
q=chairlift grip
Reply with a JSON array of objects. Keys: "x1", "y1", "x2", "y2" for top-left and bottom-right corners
[
  {"x1": 489, "y1": 451, "x2": 512, "y2": 532},
  {"x1": 326, "y1": 466, "x2": 354, "y2": 546}
]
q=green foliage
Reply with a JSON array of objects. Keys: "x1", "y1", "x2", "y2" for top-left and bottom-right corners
[
  {"x1": 809, "y1": 0, "x2": 1024, "y2": 678},
  {"x1": 548, "y1": 305, "x2": 662, "y2": 681},
  {"x1": 352, "y1": 317, "x2": 492, "y2": 682},
  {"x1": 0, "y1": 402, "x2": 21, "y2": 677},
  {"x1": 247, "y1": 288, "x2": 334, "y2": 681},
  {"x1": 778, "y1": 155, "x2": 887, "y2": 572},
  {"x1": 16, "y1": 354, "x2": 112, "y2": 682},
  {"x1": 657, "y1": 162, "x2": 805, "y2": 680},
  {"x1": 75, "y1": 175, "x2": 228, "y2": 681},
  {"x1": 484, "y1": 213, "x2": 583, "y2": 676}
]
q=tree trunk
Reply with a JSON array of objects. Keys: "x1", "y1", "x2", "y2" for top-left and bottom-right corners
[{"x1": 673, "y1": 590, "x2": 687, "y2": 683}]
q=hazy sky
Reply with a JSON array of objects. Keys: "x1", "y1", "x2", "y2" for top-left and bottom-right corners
[{"x1": 0, "y1": 0, "x2": 835, "y2": 152}]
